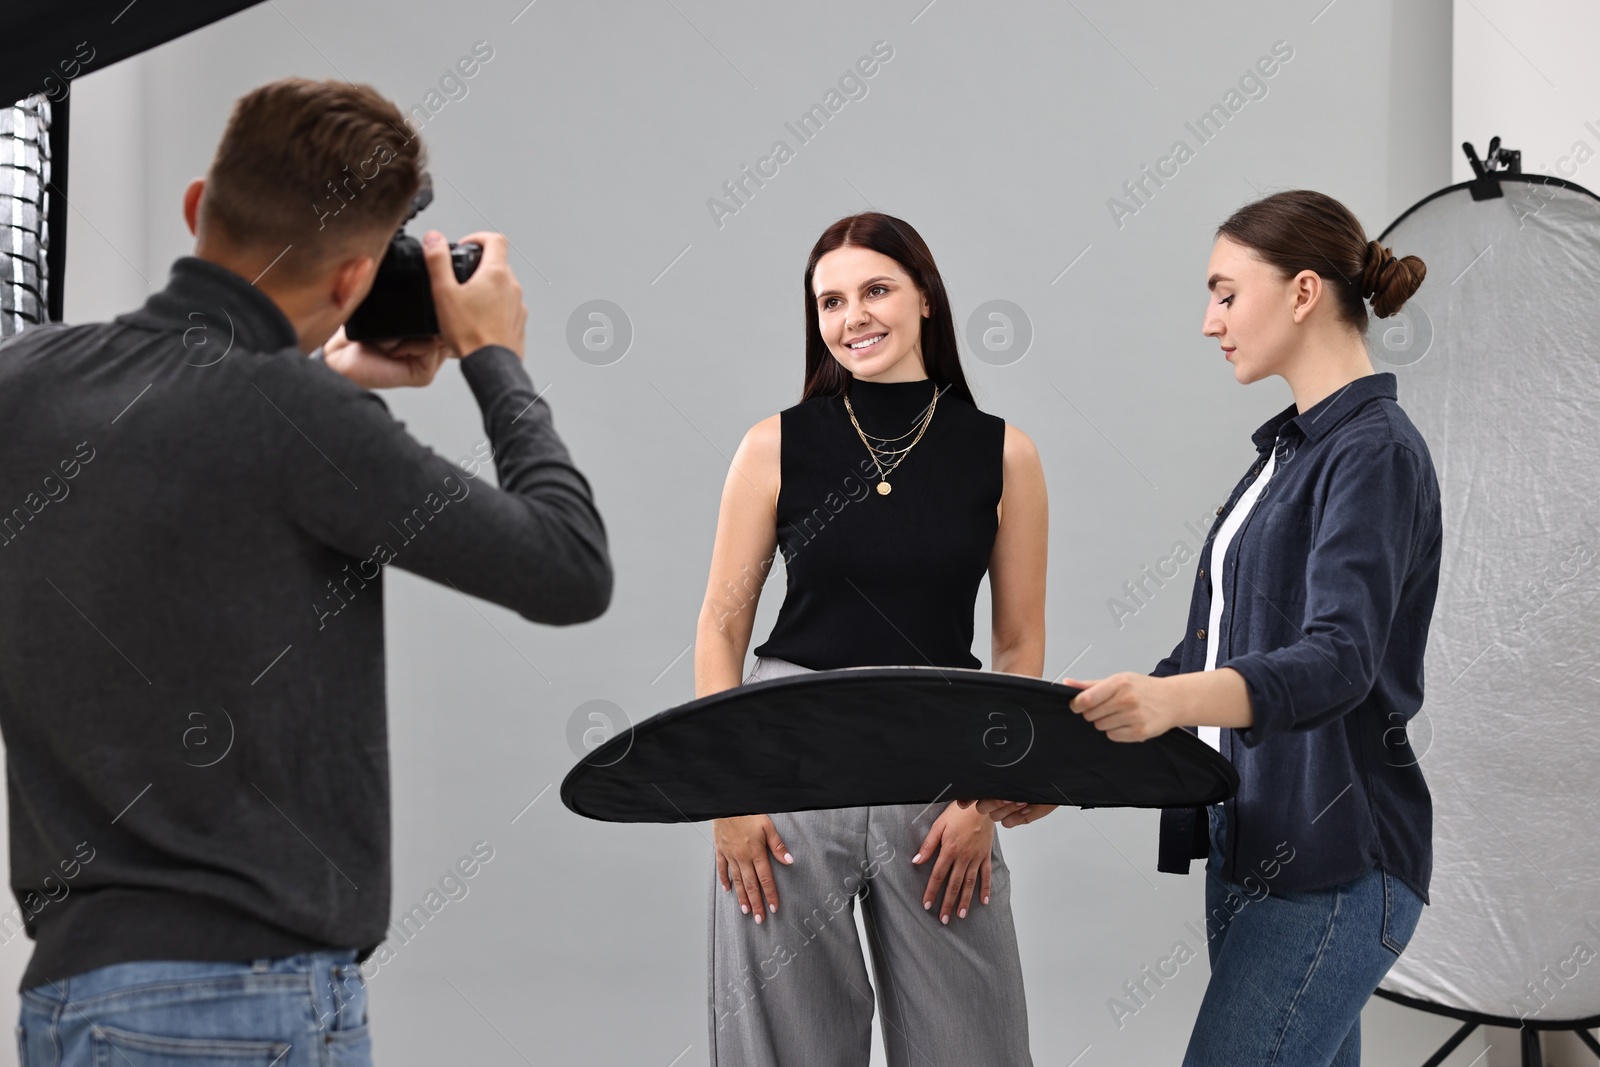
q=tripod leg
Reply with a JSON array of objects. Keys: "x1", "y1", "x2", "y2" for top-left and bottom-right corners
[
  {"x1": 1574, "y1": 1027, "x2": 1600, "y2": 1057},
  {"x1": 1420, "y1": 1021, "x2": 1477, "y2": 1067},
  {"x1": 1520, "y1": 1025, "x2": 1543, "y2": 1067}
]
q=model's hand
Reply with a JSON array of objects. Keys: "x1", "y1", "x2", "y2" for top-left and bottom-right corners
[
  {"x1": 913, "y1": 801, "x2": 994, "y2": 924},
  {"x1": 1063, "y1": 672, "x2": 1182, "y2": 742},
  {"x1": 964, "y1": 799, "x2": 1061, "y2": 828},
  {"x1": 713, "y1": 815, "x2": 793, "y2": 924},
  {"x1": 321, "y1": 326, "x2": 454, "y2": 388},
  {"x1": 423, "y1": 230, "x2": 527, "y2": 359}
]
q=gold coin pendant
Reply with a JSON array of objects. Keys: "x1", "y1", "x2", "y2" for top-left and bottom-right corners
[{"x1": 877, "y1": 481, "x2": 892, "y2": 495}]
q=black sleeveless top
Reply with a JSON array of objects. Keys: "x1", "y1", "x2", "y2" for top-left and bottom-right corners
[{"x1": 751, "y1": 376, "x2": 1006, "y2": 670}]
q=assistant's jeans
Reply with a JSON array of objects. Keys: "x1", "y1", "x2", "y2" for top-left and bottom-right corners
[
  {"x1": 1181, "y1": 805, "x2": 1424, "y2": 1067},
  {"x1": 17, "y1": 950, "x2": 371, "y2": 1067}
]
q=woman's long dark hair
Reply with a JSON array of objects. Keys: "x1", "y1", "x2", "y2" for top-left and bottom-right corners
[{"x1": 800, "y1": 212, "x2": 976, "y2": 406}]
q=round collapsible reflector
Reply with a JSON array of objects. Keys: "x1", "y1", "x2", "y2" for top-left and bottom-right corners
[
  {"x1": 1371, "y1": 174, "x2": 1600, "y2": 1030},
  {"x1": 562, "y1": 666, "x2": 1239, "y2": 822}
]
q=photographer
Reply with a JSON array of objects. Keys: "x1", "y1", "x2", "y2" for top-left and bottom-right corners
[{"x1": 0, "y1": 77, "x2": 610, "y2": 1063}]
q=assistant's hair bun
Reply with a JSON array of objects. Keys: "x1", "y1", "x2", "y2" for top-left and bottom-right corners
[{"x1": 1361, "y1": 239, "x2": 1427, "y2": 319}]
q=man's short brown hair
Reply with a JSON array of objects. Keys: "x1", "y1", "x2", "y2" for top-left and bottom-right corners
[{"x1": 201, "y1": 77, "x2": 426, "y2": 281}]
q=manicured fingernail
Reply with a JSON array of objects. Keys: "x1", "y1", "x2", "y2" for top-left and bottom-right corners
[
  {"x1": 941, "y1": 915, "x2": 949, "y2": 925},
  {"x1": 912, "y1": 853, "x2": 922, "y2": 863},
  {"x1": 740, "y1": 904, "x2": 749, "y2": 914},
  {"x1": 768, "y1": 904, "x2": 776, "y2": 914},
  {"x1": 959, "y1": 908, "x2": 967, "y2": 918},
  {"x1": 983, "y1": 895, "x2": 990, "y2": 904},
  {"x1": 923, "y1": 900, "x2": 932, "y2": 910},
  {"x1": 754, "y1": 912, "x2": 762, "y2": 924},
  {"x1": 783, "y1": 853, "x2": 794, "y2": 863}
]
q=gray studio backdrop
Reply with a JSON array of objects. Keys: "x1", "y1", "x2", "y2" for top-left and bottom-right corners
[{"x1": 7, "y1": 0, "x2": 1472, "y2": 1063}]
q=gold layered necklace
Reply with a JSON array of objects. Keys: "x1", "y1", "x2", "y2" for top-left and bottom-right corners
[{"x1": 842, "y1": 379, "x2": 940, "y2": 496}]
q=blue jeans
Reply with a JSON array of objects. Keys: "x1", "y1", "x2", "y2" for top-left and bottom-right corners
[
  {"x1": 17, "y1": 950, "x2": 371, "y2": 1067},
  {"x1": 1182, "y1": 805, "x2": 1424, "y2": 1067}
]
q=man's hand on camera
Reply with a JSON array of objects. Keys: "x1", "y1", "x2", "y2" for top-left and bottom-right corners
[
  {"x1": 422, "y1": 230, "x2": 528, "y2": 360},
  {"x1": 321, "y1": 327, "x2": 455, "y2": 389}
]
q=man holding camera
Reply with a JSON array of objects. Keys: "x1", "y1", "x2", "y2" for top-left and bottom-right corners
[{"x1": 0, "y1": 77, "x2": 611, "y2": 1064}]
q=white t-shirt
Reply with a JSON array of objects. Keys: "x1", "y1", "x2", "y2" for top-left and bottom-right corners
[{"x1": 1199, "y1": 450, "x2": 1277, "y2": 751}]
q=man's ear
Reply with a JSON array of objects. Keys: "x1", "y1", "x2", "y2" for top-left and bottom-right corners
[
  {"x1": 183, "y1": 178, "x2": 205, "y2": 237},
  {"x1": 330, "y1": 251, "x2": 380, "y2": 314}
]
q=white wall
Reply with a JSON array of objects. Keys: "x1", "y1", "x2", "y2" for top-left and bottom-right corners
[{"x1": 1453, "y1": 0, "x2": 1600, "y2": 189}]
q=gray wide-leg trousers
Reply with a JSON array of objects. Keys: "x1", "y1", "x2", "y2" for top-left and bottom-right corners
[{"x1": 706, "y1": 655, "x2": 1034, "y2": 1067}]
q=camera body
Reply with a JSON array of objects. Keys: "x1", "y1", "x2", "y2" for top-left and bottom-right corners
[
  {"x1": 344, "y1": 236, "x2": 481, "y2": 342},
  {"x1": 343, "y1": 172, "x2": 482, "y2": 342}
]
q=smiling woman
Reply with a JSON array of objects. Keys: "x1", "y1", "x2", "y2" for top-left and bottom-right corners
[{"x1": 693, "y1": 211, "x2": 1049, "y2": 1067}]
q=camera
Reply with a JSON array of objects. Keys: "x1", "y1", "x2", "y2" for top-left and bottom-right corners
[{"x1": 343, "y1": 173, "x2": 482, "y2": 342}]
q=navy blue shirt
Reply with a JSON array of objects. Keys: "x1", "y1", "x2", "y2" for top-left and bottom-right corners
[{"x1": 1154, "y1": 372, "x2": 1441, "y2": 904}]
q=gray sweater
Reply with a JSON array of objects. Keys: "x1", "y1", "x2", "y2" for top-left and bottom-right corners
[{"x1": 0, "y1": 256, "x2": 612, "y2": 990}]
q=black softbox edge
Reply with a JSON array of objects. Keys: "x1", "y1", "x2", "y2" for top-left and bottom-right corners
[{"x1": 3, "y1": 1, "x2": 268, "y2": 106}]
